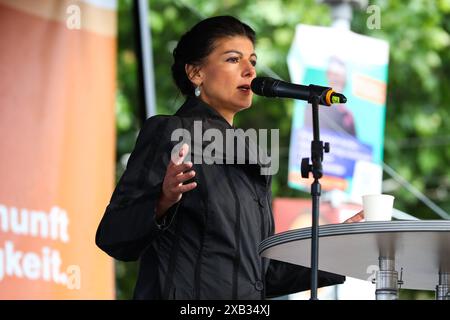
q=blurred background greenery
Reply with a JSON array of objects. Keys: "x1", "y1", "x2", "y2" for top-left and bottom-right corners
[{"x1": 114, "y1": 0, "x2": 450, "y2": 299}]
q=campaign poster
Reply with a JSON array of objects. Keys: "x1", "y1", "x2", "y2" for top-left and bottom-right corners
[{"x1": 287, "y1": 24, "x2": 389, "y2": 202}]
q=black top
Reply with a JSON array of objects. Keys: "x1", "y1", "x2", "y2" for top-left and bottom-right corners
[{"x1": 96, "y1": 96, "x2": 345, "y2": 299}]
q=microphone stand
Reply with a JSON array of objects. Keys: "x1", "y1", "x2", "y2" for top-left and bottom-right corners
[{"x1": 301, "y1": 88, "x2": 331, "y2": 300}]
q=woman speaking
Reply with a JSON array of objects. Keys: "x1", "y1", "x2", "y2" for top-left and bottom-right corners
[{"x1": 96, "y1": 15, "x2": 355, "y2": 300}]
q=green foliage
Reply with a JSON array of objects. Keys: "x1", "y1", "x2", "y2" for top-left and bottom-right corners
[
  {"x1": 114, "y1": 0, "x2": 450, "y2": 299},
  {"x1": 352, "y1": 0, "x2": 450, "y2": 220}
]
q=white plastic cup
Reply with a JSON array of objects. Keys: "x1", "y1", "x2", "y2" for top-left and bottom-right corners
[{"x1": 362, "y1": 194, "x2": 395, "y2": 221}]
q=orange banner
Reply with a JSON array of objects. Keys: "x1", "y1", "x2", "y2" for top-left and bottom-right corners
[{"x1": 0, "y1": 0, "x2": 116, "y2": 299}]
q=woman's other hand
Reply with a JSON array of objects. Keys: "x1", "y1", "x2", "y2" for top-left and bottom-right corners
[
  {"x1": 343, "y1": 210, "x2": 364, "y2": 223},
  {"x1": 156, "y1": 143, "x2": 197, "y2": 218}
]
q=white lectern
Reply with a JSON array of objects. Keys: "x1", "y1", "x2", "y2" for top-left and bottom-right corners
[{"x1": 259, "y1": 220, "x2": 450, "y2": 300}]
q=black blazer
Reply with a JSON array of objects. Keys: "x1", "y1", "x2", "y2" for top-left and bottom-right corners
[{"x1": 96, "y1": 96, "x2": 345, "y2": 299}]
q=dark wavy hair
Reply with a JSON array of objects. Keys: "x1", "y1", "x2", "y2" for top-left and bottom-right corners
[{"x1": 171, "y1": 16, "x2": 256, "y2": 96}]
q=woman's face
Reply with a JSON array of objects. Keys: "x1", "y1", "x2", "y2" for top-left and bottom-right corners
[{"x1": 190, "y1": 36, "x2": 257, "y2": 122}]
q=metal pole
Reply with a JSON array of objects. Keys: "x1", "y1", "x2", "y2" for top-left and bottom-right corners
[
  {"x1": 134, "y1": 0, "x2": 157, "y2": 120},
  {"x1": 320, "y1": 0, "x2": 368, "y2": 30},
  {"x1": 436, "y1": 272, "x2": 450, "y2": 300},
  {"x1": 375, "y1": 257, "x2": 399, "y2": 300},
  {"x1": 330, "y1": 1, "x2": 353, "y2": 29}
]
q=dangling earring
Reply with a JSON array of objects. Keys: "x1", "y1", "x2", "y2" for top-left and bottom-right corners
[{"x1": 195, "y1": 85, "x2": 201, "y2": 97}]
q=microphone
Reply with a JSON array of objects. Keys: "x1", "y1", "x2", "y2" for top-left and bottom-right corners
[{"x1": 251, "y1": 77, "x2": 347, "y2": 106}]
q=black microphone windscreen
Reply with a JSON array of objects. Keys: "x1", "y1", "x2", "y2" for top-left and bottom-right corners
[{"x1": 251, "y1": 77, "x2": 276, "y2": 97}]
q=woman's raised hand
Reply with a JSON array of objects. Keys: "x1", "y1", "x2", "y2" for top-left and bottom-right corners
[{"x1": 156, "y1": 143, "x2": 197, "y2": 218}]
